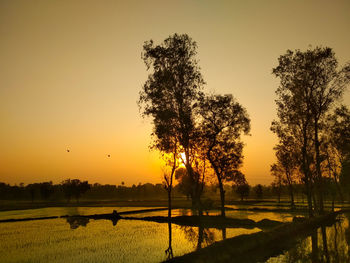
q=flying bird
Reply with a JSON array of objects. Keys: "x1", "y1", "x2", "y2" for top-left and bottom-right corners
[
  {"x1": 67, "y1": 149, "x2": 70, "y2": 153},
  {"x1": 107, "y1": 154, "x2": 111, "y2": 157}
]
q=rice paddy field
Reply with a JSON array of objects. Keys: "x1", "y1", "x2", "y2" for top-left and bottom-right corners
[
  {"x1": 0, "y1": 207, "x2": 261, "y2": 262},
  {"x1": 0, "y1": 207, "x2": 348, "y2": 262},
  {"x1": 0, "y1": 207, "x2": 155, "y2": 221}
]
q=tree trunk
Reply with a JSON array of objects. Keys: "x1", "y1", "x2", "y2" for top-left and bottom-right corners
[
  {"x1": 305, "y1": 178, "x2": 314, "y2": 218},
  {"x1": 286, "y1": 172, "x2": 295, "y2": 209},
  {"x1": 314, "y1": 120, "x2": 324, "y2": 214},
  {"x1": 288, "y1": 183, "x2": 295, "y2": 209},
  {"x1": 302, "y1": 126, "x2": 314, "y2": 218},
  {"x1": 168, "y1": 188, "x2": 172, "y2": 219},
  {"x1": 218, "y1": 179, "x2": 226, "y2": 217},
  {"x1": 208, "y1": 152, "x2": 225, "y2": 217},
  {"x1": 185, "y1": 150, "x2": 198, "y2": 212},
  {"x1": 334, "y1": 174, "x2": 344, "y2": 203},
  {"x1": 278, "y1": 184, "x2": 281, "y2": 203}
]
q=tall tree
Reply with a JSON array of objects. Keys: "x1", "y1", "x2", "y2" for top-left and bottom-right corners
[
  {"x1": 235, "y1": 182, "x2": 250, "y2": 201},
  {"x1": 306, "y1": 48, "x2": 349, "y2": 213},
  {"x1": 138, "y1": 34, "x2": 205, "y2": 210},
  {"x1": 272, "y1": 47, "x2": 350, "y2": 215},
  {"x1": 198, "y1": 94, "x2": 250, "y2": 216}
]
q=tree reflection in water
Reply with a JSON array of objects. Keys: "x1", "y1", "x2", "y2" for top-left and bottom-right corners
[
  {"x1": 222, "y1": 228, "x2": 227, "y2": 240},
  {"x1": 165, "y1": 221, "x2": 174, "y2": 260},
  {"x1": 66, "y1": 217, "x2": 90, "y2": 229},
  {"x1": 180, "y1": 225, "x2": 215, "y2": 250},
  {"x1": 66, "y1": 217, "x2": 120, "y2": 229},
  {"x1": 271, "y1": 214, "x2": 350, "y2": 262}
]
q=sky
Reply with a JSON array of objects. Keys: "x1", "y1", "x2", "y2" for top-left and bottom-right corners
[{"x1": 1, "y1": 0, "x2": 350, "y2": 186}]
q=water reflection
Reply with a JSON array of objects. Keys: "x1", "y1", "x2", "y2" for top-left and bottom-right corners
[
  {"x1": 66, "y1": 216, "x2": 120, "y2": 229},
  {"x1": 267, "y1": 213, "x2": 350, "y2": 262},
  {"x1": 165, "y1": 222, "x2": 174, "y2": 260},
  {"x1": 180, "y1": 225, "x2": 215, "y2": 250},
  {"x1": 66, "y1": 217, "x2": 90, "y2": 229}
]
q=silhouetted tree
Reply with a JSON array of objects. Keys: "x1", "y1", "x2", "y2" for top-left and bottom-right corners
[
  {"x1": 198, "y1": 94, "x2": 250, "y2": 217},
  {"x1": 62, "y1": 179, "x2": 90, "y2": 203},
  {"x1": 175, "y1": 167, "x2": 203, "y2": 200},
  {"x1": 139, "y1": 33, "x2": 205, "y2": 210},
  {"x1": 39, "y1": 182, "x2": 54, "y2": 201},
  {"x1": 272, "y1": 46, "x2": 350, "y2": 215},
  {"x1": 306, "y1": 48, "x2": 349, "y2": 214},
  {"x1": 26, "y1": 183, "x2": 38, "y2": 202},
  {"x1": 270, "y1": 164, "x2": 283, "y2": 203},
  {"x1": 236, "y1": 183, "x2": 250, "y2": 201},
  {"x1": 271, "y1": 66, "x2": 315, "y2": 216},
  {"x1": 62, "y1": 179, "x2": 73, "y2": 202},
  {"x1": 254, "y1": 184, "x2": 263, "y2": 199}
]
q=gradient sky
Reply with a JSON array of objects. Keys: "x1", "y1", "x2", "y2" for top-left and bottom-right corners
[{"x1": 1, "y1": 0, "x2": 350, "y2": 186}]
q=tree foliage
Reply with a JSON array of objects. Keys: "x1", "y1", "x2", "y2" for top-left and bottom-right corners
[
  {"x1": 62, "y1": 179, "x2": 90, "y2": 203},
  {"x1": 138, "y1": 33, "x2": 205, "y2": 210},
  {"x1": 198, "y1": 94, "x2": 250, "y2": 216},
  {"x1": 272, "y1": 46, "x2": 350, "y2": 215}
]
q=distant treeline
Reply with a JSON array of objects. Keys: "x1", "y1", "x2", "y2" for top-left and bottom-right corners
[
  {"x1": 0, "y1": 179, "x2": 343, "y2": 204},
  {"x1": 0, "y1": 180, "x2": 167, "y2": 202}
]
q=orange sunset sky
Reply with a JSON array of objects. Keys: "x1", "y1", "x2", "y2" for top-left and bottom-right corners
[{"x1": 1, "y1": 0, "x2": 350, "y2": 186}]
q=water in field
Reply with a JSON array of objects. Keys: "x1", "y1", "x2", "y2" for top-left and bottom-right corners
[
  {"x1": 0, "y1": 208, "x2": 262, "y2": 263},
  {"x1": 265, "y1": 213, "x2": 350, "y2": 263},
  {"x1": 0, "y1": 206, "x2": 156, "y2": 221},
  {"x1": 1, "y1": 207, "x2": 347, "y2": 262}
]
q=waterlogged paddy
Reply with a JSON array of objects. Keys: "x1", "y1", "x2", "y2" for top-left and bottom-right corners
[
  {"x1": 0, "y1": 213, "x2": 260, "y2": 262},
  {"x1": 130, "y1": 208, "x2": 302, "y2": 222},
  {"x1": 265, "y1": 213, "x2": 350, "y2": 263},
  {"x1": 0, "y1": 206, "x2": 302, "y2": 222},
  {"x1": 0, "y1": 207, "x2": 314, "y2": 262},
  {"x1": 0, "y1": 207, "x2": 157, "y2": 221}
]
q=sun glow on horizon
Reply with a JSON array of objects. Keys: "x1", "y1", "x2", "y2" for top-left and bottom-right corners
[{"x1": 0, "y1": 0, "x2": 349, "y2": 186}]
